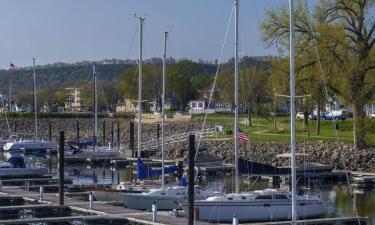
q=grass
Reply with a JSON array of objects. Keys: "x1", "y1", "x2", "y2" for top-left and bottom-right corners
[{"x1": 195, "y1": 113, "x2": 375, "y2": 144}]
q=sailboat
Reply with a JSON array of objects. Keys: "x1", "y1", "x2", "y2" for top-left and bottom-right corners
[
  {"x1": 189, "y1": 0, "x2": 326, "y2": 222},
  {"x1": 67, "y1": 65, "x2": 119, "y2": 157},
  {"x1": 122, "y1": 20, "x2": 212, "y2": 210},
  {"x1": 3, "y1": 58, "x2": 57, "y2": 155}
]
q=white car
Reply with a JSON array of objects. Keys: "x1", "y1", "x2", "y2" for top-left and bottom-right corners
[
  {"x1": 296, "y1": 112, "x2": 305, "y2": 120},
  {"x1": 369, "y1": 113, "x2": 375, "y2": 119}
]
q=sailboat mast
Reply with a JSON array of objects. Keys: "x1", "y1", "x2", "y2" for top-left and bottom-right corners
[
  {"x1": 234, "y1": 0, "x2": 240, "y2": 194},
  {"x1": 93, "y1": 64, "x2": 98, "y2": 150},
  {"x1": 137, "y1": 17, "x2": 144, "y2": 159},
  {"x1": 162, "y1": 31, "x2": 168, "y2": 188},
  {"x1": 33, "y1": 58, "x2": 38, "y2": 139},
  {"x1": 289, "y1": 0, "x2": 297, "y2": 224}
]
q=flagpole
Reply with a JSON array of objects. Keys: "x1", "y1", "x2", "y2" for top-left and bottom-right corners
[{"x1": 9, "y1": 69, "x2": 12, "y2": 112}]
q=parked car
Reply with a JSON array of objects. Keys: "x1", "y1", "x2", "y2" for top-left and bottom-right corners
[
  {"x1": 308, "y1": 114, "x2": 317, "y2": 120},
  {"x1": 369, "y1": 113, "x2": 375, "y2": 119},
  {"x1": 322, "y1": 110, "x2": 346, "y2": 120},
  {"x1": 296, "y1": 112, "x2": 305, "y2": 120}
]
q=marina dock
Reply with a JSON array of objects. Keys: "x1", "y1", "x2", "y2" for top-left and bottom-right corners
[{"x1": 0, "y1": 184, "x2": 367, "y2": 225}]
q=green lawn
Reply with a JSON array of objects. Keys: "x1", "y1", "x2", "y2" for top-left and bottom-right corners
[{"x1": 195, "y1": 114, "x2": 375, "y2": 144}]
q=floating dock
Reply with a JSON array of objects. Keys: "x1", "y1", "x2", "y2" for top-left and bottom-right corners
[{"x1": 0, "y1": 183, "x2": 368, "y2": 225}]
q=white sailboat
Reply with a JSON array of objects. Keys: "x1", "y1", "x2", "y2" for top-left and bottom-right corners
[
  {"x1": 68, "y1": 65, "x2": 119, "y2": 157},
  {"x1": 189, "y1": 0, "x2": 326, "y2": 222},
  {"x1": 3, "y1": 58, "x2": 57, "y2": 154},
  {"x1": 122, "y1": 20, "x2": 213, "y2": 210}
]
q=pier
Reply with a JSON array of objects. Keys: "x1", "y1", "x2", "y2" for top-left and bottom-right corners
[{"x1": 0, "y1": 184, "x2": 367, "y2": 225}]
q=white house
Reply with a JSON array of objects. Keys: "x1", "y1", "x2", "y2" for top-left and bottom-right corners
[{"x1": 188, "y1": 100, "x2": 231, "y2": 114}]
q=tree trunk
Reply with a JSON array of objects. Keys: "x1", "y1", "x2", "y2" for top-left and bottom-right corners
[
  {"x1": 316, "y1": 103, "x2": 320, "y2": 136},
  {"x1": 352, "y1": 101, "x2": 366, "y2": 150},
  {"x1": 248, "y1": 104, "x2": 252, "y2": 127},
  {"x1": 303, "y1": 111, "x2": 309, "y2": 130}
]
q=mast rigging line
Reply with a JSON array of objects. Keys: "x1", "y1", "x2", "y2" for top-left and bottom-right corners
[
  {"x1": 302, "y1": 0, "x2": 360, "y2": 223},
  {"x1": 196, "y1": 1, "x2": 235, "y2": 153}
]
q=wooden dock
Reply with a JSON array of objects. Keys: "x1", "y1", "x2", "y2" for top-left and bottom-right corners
[{"x1": 0, "y1": 185, "x2": 368, "y2": 225}]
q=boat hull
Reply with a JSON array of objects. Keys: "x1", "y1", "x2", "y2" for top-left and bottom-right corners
[
  {"x1": 122, "y1": 193, "x2": 183, "y2": 210},
  {"x1": 93, "y1": 191, "x2": 122, "y2": 202},
  {"x1": 192, "y1": 200, "x2": 326, "y2": 222}
]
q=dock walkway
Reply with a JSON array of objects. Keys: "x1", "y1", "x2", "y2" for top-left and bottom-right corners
[{"x1": 0, "y1": 186, "x2": 368, "y2": 225}]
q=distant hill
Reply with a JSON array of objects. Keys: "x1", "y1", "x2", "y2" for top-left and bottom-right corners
[{"x1": 0, "y1": 56, "x2": 273, "y2": 96}]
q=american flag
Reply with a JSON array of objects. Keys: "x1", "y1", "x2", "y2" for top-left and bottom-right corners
[
  {"x1": 237, "y1": 129, "x2": 252, "y2": 143},
  {"x1": 10, "y1": 63, "x2": 18, "y2": 71}
]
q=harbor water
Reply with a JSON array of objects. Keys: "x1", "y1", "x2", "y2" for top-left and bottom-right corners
[{"x1": 34, "y1": 159, "x2": 375, "y2": 225}]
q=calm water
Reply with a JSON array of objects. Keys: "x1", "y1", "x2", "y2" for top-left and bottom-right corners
[{"x1": 23, "y1": 158, "x2": 375, "y2": 225}]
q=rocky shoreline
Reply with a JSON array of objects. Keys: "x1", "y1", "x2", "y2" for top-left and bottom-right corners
[{"x1": 0, "y1": 117, "x2": 373, "y2": 172}]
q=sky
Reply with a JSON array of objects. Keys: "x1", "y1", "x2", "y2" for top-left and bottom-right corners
[{"x1": 0, "y1": 0, "x2": 302, "y2": 67}]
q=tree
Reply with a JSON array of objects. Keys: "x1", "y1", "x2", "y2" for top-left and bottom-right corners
[
  {"x1": 317, "y1": 0, "x2": 375, "y2": 149},
  {"x1": 261, "y1": 0, "x2": 375, "y2": 148},
  {"x1": 239, "y1": 66, "x2": 270, "y2": 125},
  {"x1": 167, "y1": 60, "x2": 204, "y2": 111},
  {"x1": 14, "y1": 90, "x2": 33, "y2": 108}
]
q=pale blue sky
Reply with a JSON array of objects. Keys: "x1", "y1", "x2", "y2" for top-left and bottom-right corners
[{"x1": 0, "y1": 0, "x2": 310, "y2": 67}]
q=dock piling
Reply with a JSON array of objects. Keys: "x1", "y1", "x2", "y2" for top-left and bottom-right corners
[
  {"x1": 111, "y1": 121, "x2": 114, "y2": 148},
  {"x1": 76, "y1": 120, "x2": 80, "y2": 142},
  {"x1": 49, "y1": 121, "x2": 52, "y2": 141},
  {"x1": 130, "y1": 122, "x2": 135, "y2": 157},
  {"x1": 58, "y1": 131, "x2": 65, "y2": 206},
  {"x1": 14, "y1": 121, "x2": 17, "y2": 133},
  {"x1": 117, "y1": 121, "x2": 120, "y2": 150},
  {"x1": 102, "y1": 121, "x2": 106, "y2": 146},
  {"x1": 188, "y1": 134, "x2": 195, "y2": 225},
  {"x1": 39, "y1": 185, "x2": 44, "y2": 202},
  {"x1": 232, "y1": 214, "x2": 238, "y2": 225},
  {"x1": 152, "y1": 201, "x2": 157, "y2": 222},
  {"x1": 89, "y1": 192, "x2": 94, "y2": 210},
  {"x1": 0, "y1": 179, "x2": 2, "y2": 192}
]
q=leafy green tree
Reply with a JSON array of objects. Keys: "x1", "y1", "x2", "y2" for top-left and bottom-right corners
[
  {"x1": 167, "y1": 60, "x2": 203, "y2": 111},
  {"x1": 14, "y1": 90, "x2": 33, "y2": 108},
  {"x1": 262, "y1": 0, "x2": 375, "y2": 147}
]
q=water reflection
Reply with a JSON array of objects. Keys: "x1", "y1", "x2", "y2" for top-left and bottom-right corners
[{"x1": 34, "y1": 161, "x2": 375, "y2": 225}]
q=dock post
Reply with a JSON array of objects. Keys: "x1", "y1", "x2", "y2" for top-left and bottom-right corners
[
  {"x1": 117, "y1": 121, "x2": 120, "y2": 150},
  {"x1": 232, "y1": 214, "x2": 238, "y2": 225},
  {"x1": 272, "y1": 176, "x2": 281, "y2": 189},
  {"x1": 111, "y1": 170, "x2": 114, "y2": 188},
  {"x1": 157, "y1": 122, "x2": 160, "y2": 139},
  {"x1": 0, "y1": 179, "x2": 2, "y2": 192},
  {"x1": 39, "y1": 185, "x2": 44, "y2": 202},
  {"x1": 130, "y1": 121, "x2": 135, "y2": 157},
  {"x1": 157, "y1": 123, "x2": 160, "y2": 152},
  {"x1": 102, "y1": 121, "x2": 106, "y2": 146},
  {"x1": 89, "y1": 191, "x2": 94, "y2": 210},
  {"x1": 14, "y1": 121, "x2": 17, "y2": 133},
  {"x1": 49, "y1": 121, "x2": 52, "y2": 141},
  {"x1": 111, "y1": 121, "x2": 114, "y2": 148},
  {"x1": 152, "y1": 201, "x2": 157, "y2": 222},
  {"x1": 188, "y1": 134, "x2": 195, "y2": 225},
  {"x1": 58, "y1": 131, "x2": 65, "y2": 205},
  {"x1": 76, "y1": 120, "x2": 80, "y2": 142}
]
